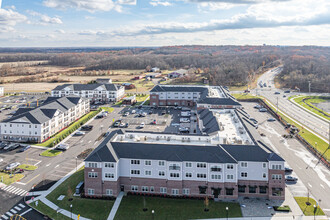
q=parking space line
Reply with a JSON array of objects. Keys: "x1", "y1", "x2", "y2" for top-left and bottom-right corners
[
  {"x1": 1, "y1": 214, "x2": 9, "y2": 219},
  {"x1": 14, "y1": 206, "x2": 21, "y2": 211},
  {"x1": 55, "y1": 164, "x2": 59, "y2": 168},
  {"x1": 18, "y1": 204, "x2": 25, "y2": 208},
  {"x1": 34, "y1": 161, "x2": 42, "y2": 166},
  {"x1": 10, "y1": 209, "x2": 17, "y2": 214}
]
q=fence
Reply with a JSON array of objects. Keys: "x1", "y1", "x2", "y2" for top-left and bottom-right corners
[{"x1": 239, "y1": 98, "x2": 330, "y2": 169}]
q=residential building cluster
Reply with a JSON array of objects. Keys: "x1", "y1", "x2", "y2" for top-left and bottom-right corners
[{"x1": 0, "y1": 96, "x2": 89, "y2": 143}]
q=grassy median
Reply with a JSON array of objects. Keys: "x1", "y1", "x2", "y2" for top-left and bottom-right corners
[
  {"x1": 18, "y1": 164, "x2": 38, "y2": 171},
  {"x1": 294, "y1": 197, "x2": 324, "y2": 216},
  {"x1": 0, "y1": 172, "x2": 24, "y2": 185},
  {"x1": 40, "y1": 149, "x2": 62, "y2": 157}
]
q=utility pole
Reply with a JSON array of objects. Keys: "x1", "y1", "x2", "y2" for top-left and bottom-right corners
[{"x1": 308, "y1": 81, "x2": 311, "y2": 93}]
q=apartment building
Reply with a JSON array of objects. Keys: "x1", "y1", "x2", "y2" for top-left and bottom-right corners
[
  {"x1": 149, "y1": 85, "x2": 241, "y2": 108},
  {"x1": 84, "y1": 107, "x2": 285, "y2": 200},
  {"x1": 0, "y1": 96, "x2": 89, "y2": 143},
  {"x1": 51, "y1": 83, "x2": 125, "y2": 104}
]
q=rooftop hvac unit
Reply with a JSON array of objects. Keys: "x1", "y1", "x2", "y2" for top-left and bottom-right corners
[
  {"x1": 120, "y1": 136, "x2": 124, "y2": 141},
  {"x1": 129, "y1": 134, "x2": 134, "y2": 139},
  {"x1": 156, "y1": 136, "x2": 160, "y2": 141},
  {"x1": 167, "y1": 137, "x2": 171, "y2": 141},
  {"x1": 182, "y1": 138, "x2": 185, "y2": 142},
  {"x1": 187, "y1": 138, "x2": 190, "y2": 142},
  {"x1": 144, "y1": 136, "x2": 147, "y2": 141}
]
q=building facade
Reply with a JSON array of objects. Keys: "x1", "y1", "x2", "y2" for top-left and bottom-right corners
[
  {"x1": 84, "y1": 130, "x2": 285, "y2": 200},
  {"x1": 51, "y1": 83, "x2": 125, "y2": 104},
  {"x1": 0, "y1": 86, "x2": 4, "y2": 97},
  {"x1": 0, "y1": 96, "x2": 89, "y2": 143}
]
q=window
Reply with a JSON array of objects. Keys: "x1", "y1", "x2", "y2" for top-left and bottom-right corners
[
  {"x1": 272, "y1": 174, "x2": 282, "y2": 180},
  {"x1": 170, "y1": 173, "x2": 179, "y2": 178},
  {"x1": 105, "y1": 173, "x2": 114, "y2": 178},
  {"x1": 145, "y1": 160, "x2": 151, "y2": 166},
  {"x1": 249, "y1": 186, "x2": 257, "y2": 193},
  {"x1": 159, "y1": 161, "x2": 165, "y2": 166},
  {"x1": 197, "y1": 173, "x2": 206, "y2": 178},
  {"x1": 88, "y1": 162, "x2": 97, "y2": 168},
  {"x1": 210, "y1": 166, "x2": 221, "y2": 172},
  {"x1": 131, "y1": 170, "x2": 140, "y2": 175},
  {"x1": 197, "y1": 163, "x2": 206, "y2": 168},
  {"x1": 272, "y1": 164, "x2": 282, "y2": 170},
  {"x1": 131, "y1": 185, "x2": 138, "y2": 191},
  {"x1": 227, "y1": 164, "x2": 234, "y2": 169},
  {"x1": 159, "y1": 171, "x2": 165, "y2": 176},
  {"x1": 238, "y1": 185, "x2": 246, "y2": 193},
  {"x1": 226, "y1": 188, "x2": 234, "y2": 195},
  {"x1": 88, "y1": 188, "x2": 95, "y2": 195},
  {"x1": 227, "y1": 174, "x2": 234, "y2": 180},
  {"x1": 259, "y1": 186, "x2": 267, "y2": 194},
  {"x1": 142, "y1": 186, "x2": 149, "y2": 192},
  {"x1": 131, "y1": 160, "x2": 140, "y2": 165},
  {"x1": 88, "y1": 172, "x2": 98, "y2": 178},
  {"x1": 160, "y1": 187, "x2": 167, "y2": 193},
  {"x1": 145, "y1": 170, "x2": 151, "y2": 176},
  {"x1": 263, "y1": 173, "x2": 267, "y2": 178},
  {"x1": 199, "y1": 186, "x2": 207, "y2": 194},
  {"x1": 150, "y1": 186, "x2": 155, "y2": 192},
  {"x1": 241, "y1": 172, "x2": 248, "y2": 178},
  {"x1": 185, "y1": 162, "x2": 192, "y2": 168},
  {"x1": 171, "y1": 189, "x2": 179, "y2": 195},
  {"x1": 169, "y1": 164, "x2": 180, "y2": 170},
  {"x1": 241, "y1": 162, "x2": 248, "y2": 167},
  {"x1": 262, "y1": 163, "x2": 267, "y2": 168},
  {"x1": 106, "y1": 189, "x2": 113, "y2": 196},
  {"x1": 185, "y1": 173, "x2": 192, "y2": 178},
  {"x1": 105, "y1": 163, "x2": 114, "y2": 168},
  {"x1": 183, "y1": 189, "x2": 190, "y2": 195},
  {"x1": 211, "y1": 174, "x2": 221, "y2": 180}
]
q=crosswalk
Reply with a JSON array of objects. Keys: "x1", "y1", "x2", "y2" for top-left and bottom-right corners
[
  {"x1": 0, "y1": 185, "x2": 28, "y2": 196},
  {"x1": 0, "y1": 203, "x2": 26, "y2": 220}
]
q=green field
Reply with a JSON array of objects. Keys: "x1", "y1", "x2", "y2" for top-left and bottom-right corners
[
  {"x1": 0, "y1": 172, "x2": 24, "y2": 185},
  {"x1": 294, "y1": 197, "x2": 324, "y2": 216},
  {"x1": 30, "y1": 200, "x2": 71, "y2": 220},
  {"x1": 231, "y1": 93, "x2": 261, "y2": 100},
  {"x1": 115, "y1": 196, "x2": 242, "y2": 220},
  {"x1": 46, "y1": 168, "x2": 115, "y2": 220},
  {"x1": 290, "y1": 96, "x2": 330, "y2": 121}
]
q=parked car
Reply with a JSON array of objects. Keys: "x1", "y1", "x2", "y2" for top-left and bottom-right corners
[
  {"x1": 285, "y1": 176, "x2": 298, "y2": 182},
  {"x1": 274, "y1": 91, "x2": 280, "y2": 95},
  {"x1": 285, "y1": 167, "x2": 293, "y2": 173},
  {"x1": 81, "y1": 125, "x2": 93, "y2": 131},
  {"x1": 284, "y1": 90, "x2": 290, "y2": 93},
  {"x1": 180, "y1": 118, "x2": 190, "y2": 123},
  {"x1": 148, "y1": 110, "x2": 153, "y2": 115},
  {"x1": 267, "y1": 118, "x2": 276, "y2": 122},
  {"x1": 179, "y1": 127, "x2": 189, "y2": 133},
  {"x1": 119, "y1": 122, "x2": 128, "y2": 128},
  {"x1": 254, "y1": 105, "x2": 262, "y2": 109},
  {"x1": 131, "y1": 110, "x2": 136, "y2": 114},
  {"x1": 0, "y1": 158, "x2": 3, "y2": 163},
  {"x1": 8, "y1": 143, "x2": 20, "y2": 151},
  {"x1": 55, "y1": 143, "x2": 70, "y2": 151},
  {"x1": 6, "y1": 162, "x2": 20, "y2": 170},
  {"x1": 141, "y1": 112, "x2": 147, "y2": 117},
  {"x1": 139, "y1": 122, "x2": 145, "y2": 128},
  {"x1": 124, "y1": 112, "x2": 130, "y2": 116},
  {"x1": 96, "y1": 114, "x2": 104, "y2": 119},
  {"x1": 19, "y1": 145, "x2": 31, "y2": 152},
  {"x1": 259, "y1": 108, "x2": 267, "y2": 112},
  {"x1": 113, "y1": 120, "x2": 121, "y2": 127},
  {"x1": 283, "y1": 95, "x2": 286, "y2": 98},
  {"x1": 74, "y1": 131, "x2": 85, "y2": 136}
]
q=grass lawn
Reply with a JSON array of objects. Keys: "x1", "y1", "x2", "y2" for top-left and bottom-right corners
[
  {"x1": 100, "y1": 107, "x2": 114, "y2": 113},
  {"x1": 231, "y1": 93, "x2": 261, "y2": 100},
  {"x1": 18, "y1": 164, "x2": 38, "y2": 171},
  {"x1": 294, "y1": 197, "x2": 325, "y2": 216},
  {"x1": 290, "y1": 96, "x2": 330, "y2": 121},
  {"x1": 36, "y1": 110, "x2": 101, "y2": 147},
  {"x1": 265, "y1": 99, "x2": 330, "y2": 161},
  {"x1": 114, "y1": 196, "x2": 242, "y2": 220},
  {"x1": 40, "y1": 149, "x2": 62, "y2": 157},
  {"x1": 46, "y1": 168, "x2": 115, "y2": 220},
  {"x1": 30, "y1": 200, "x2": 71, "y2": 220},
  {"x1": 0, "y1": 172, "x2": 24, "y2": 185}
]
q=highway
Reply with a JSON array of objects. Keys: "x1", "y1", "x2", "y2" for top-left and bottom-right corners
[{"x1": 254, "y1": 67, "x2": 329, "y2": 142}]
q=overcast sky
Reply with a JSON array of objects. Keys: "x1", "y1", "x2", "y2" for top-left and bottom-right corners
[{"x1": 0, "y1": 0, "x2": 329, "y2": 47}]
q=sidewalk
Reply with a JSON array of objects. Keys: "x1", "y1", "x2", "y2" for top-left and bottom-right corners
[{"x1": 107, "y1": 191, "x2": 124, "y2": 220}]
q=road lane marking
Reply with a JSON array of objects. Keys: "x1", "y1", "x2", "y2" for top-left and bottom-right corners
[
  {"x1": 1, "y1": 214, "x2": 9, "y2": 219},
  {"x1": 320, "y1": 184, "x2": 325, "y2": 189},
  {"x1": 18, "y1": 204, "x2": 25, "y2": 208},
  {"x1": 14, "y1": 206, "x2": 21, "y2": 211},
  {"x1": 308, "y1": 183, "x2": 312, "y2": 188},
  {"x1": 88, "y1": 140, "x2": 92, "y2": 143},
  {"x1": 34, "y1": 161, "x2": 42, "y2": 166},
  {"x1": 10, "y1": 209, "x2": 17, "y2": 214},
  {"x1": 46, "y1": 163, "x2": 51, "y2": 167},
  {"x1": 20, "y1": 208, "x2": 32, "y2": 216},
  {"x1": 55, "y1": 164, "x2": 59, "y2": 168},
  {"x1": 21, "y1": 174, "x2": 40, "y2": 184}
]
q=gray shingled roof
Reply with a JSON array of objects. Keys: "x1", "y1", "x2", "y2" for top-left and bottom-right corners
[
  {"x1": 198, "y1": 109, "x2": 220, "y2": 134},
  {"x1": 2, "y1": 96, "x2": 85, "y2": 124},
  {"x1": 52, "y1": 83, "x2": 120, "y2": 91},
  {"x1": 150, "y1": 85, "x2": 208, "y2": 93}
]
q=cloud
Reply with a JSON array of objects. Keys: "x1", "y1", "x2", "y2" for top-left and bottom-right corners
[
  {"x1": 0, "y1": 8, "x2": 27, "y2": 32},
  {"x1": 27, "y1": 10, "x2": 63, "y2": 25},
  {"x1": 55, "y1": 29, "x2": 66, "y2": 34},
  {"x1": 150, "y1": 0, "x2": 172, "y2": 6},
  {"x1": 43, "y1": 0, "x2": 136, "y2": 12}
]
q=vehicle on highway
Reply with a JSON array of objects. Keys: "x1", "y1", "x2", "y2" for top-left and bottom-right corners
[
  {"x1": 285, "y1": 175, "x2": 298, "y2": 182},
  {"x1": 274, "y1": 91, "x2": 280, "y2": 94},
  {"x1": 285, "y1": 167, "x2": 293, "y2": 173},
  {"x1": 284, "y1": 90, "x2": 290, "y2": 93},
  {"x1": 254, "y1": 104, "x2": 262, "y2": 109},
  {"x1": 267, "y1": 118, "x2": 276, "y2": 122},
  {"x1": 74, "y1": 131, "x2": 85, "y2": 136},
  {"x1": 123, "y1": 112, "x2": 130, "y2": 116},
  {"x1": 113, "y1": 120, "x2": 121, "y2": 127},
  {"x1": 139, "y1": 122, "x2": 145, "y2": 128},
  {"x1": 55, "y1": 143, "x2": 70, "y2": 151},
  {"x1": 131, "y1": 109, "x2": 136, "y2": 114},
  {"x1": 19, "y1": 145, "x2": 31, "y2": 152},
  {"x1": 259, "y1": 108, "x2": 267, "y2": 112},
  {"x1": 6, "y1": 162, "x2": 20, "y2": 170},
  {"x1": 81, "y1": 125, "x2": 93, "y2": 131}
]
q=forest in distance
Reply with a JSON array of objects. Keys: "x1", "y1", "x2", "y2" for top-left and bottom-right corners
[{"x1": 0, "y1": 45, "x2": 329, "y2": 93}]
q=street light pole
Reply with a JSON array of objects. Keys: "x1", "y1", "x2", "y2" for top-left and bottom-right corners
[
  {"x1": 313, "y1": 204, "x2": 316, "y2": 220},
  {"x1": 152, "y1": 210, "x2": 154, "y2": 220},
  {"x1": 226, "y1": 207, "x2": 229, "y2": 220},
  {"x1": 70, "y1": 204, "x2": 73, "y2": 219}
]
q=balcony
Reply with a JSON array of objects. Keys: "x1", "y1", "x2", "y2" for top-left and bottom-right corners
[{"x1": 169, "y1": 165, "x2": 181, "y2": 171}]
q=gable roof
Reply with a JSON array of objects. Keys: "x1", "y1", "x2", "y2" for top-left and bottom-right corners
[
  {"x1": 221, "y1": 144, "x2": 272, "y2": 162},
  {"x1": 198, "y1": 109, "x2": 220, "y2": 134},
  {"x1": 52, "y1": 83, "x2": 120, "y2": 91},
  {"x1": 197, "y1": 97, "x2": 241, "y2": 106}
]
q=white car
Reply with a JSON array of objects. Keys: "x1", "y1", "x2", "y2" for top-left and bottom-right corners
[
  {"x1": 74, "y1": 131, "x2": 85, "y2": 136},
  {"x1": 6, "y1": 162, "x2": 20, "y2": 170},
  {"x1": 139, "y1": 122, "x2": 145, "y2": 128},
  {"x1": 180, "y1": 118, "x2": 190, "y2": 123},
  {"x1": 132, "y1": 110, "x2": 136, "y2": 114}
]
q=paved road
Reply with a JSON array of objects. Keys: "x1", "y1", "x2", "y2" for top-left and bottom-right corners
[
  {"x1": 242, "y1": 102, "x2": 330, "y2": 217},
  {"x1": 254, "y1": 67, "x2": 329, "y2": 141}
]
